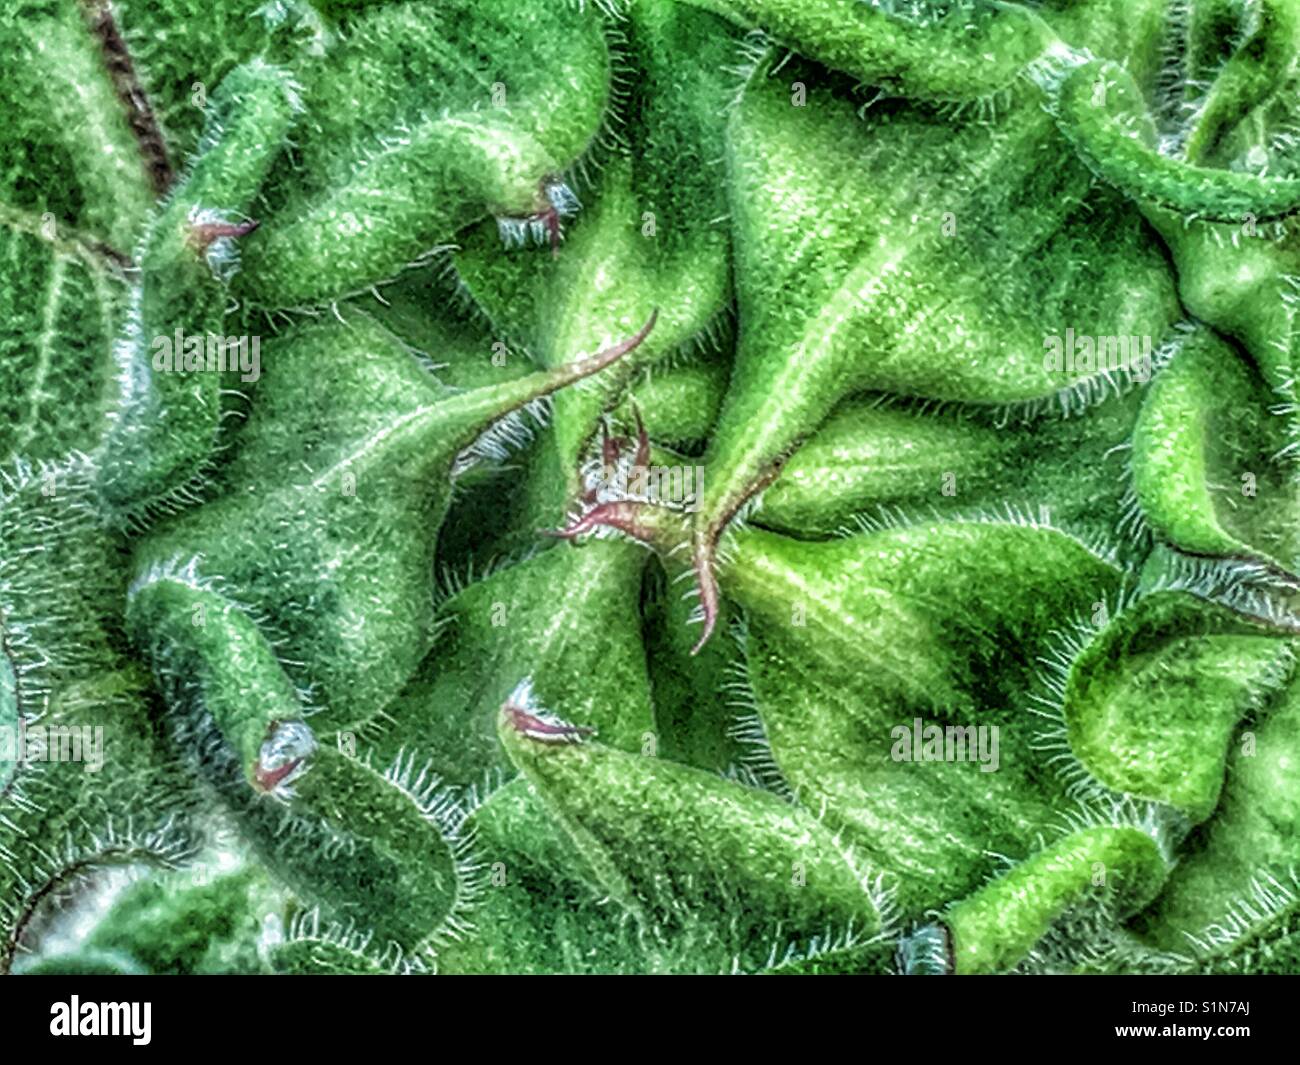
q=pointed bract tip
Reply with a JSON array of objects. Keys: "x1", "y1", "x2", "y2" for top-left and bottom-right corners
[
  {"x1": 189, "y1": 218, "x2": 260, "y2": 253},
  {"x1": 630, "y1": 401, "x2": 649, "y2": 468},
  {"x1": 253, "y1": 720, "x2": 316, "y2": 797},
  {"x1": 689, "y1": 539, "x2": 721, "y2": 656},
  {"x1": 501, "y1": 681, "x2": 594, "y2": 745},
  {"x1": 576, "y1": 309, "x2": 659, "y2": 376}
]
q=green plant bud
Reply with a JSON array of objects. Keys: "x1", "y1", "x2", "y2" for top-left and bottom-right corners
[
  {"x1": 131, "y1": 309, "x2": 651, "y2": 739},
  {"x1": 943, "y1": 823, "x2": 1171, "y2": 974},
  {"x1": 715, "y1": 520, "x2": 1126, "y2": 912},
  {"x1": 1056, "y1": 58, "x2": 1300, "y2": 221},
  {"x1": 377, "y1": 539, "x2": 656, "y2": 786},
  {"x1": 96, "y1": 59, "x2": 301, "y2": 524},
  {"x1": 1058, "y1": 591, "x2": 1288, "y2": 820},
  {"x1": 756, "y1": 385, "x2": 1146, "y2": 554},
  {"x1": 452, "y1": 0, "x2": 737, "y2": 527},
  {"x1": 1181, "y1": 0, "x2": 1300, "y2": 167},
  {"x1": 220, "y1": 743, "x2": 477, "y2": 956},
  {"x1": 686, "y1": 52, "x2": 1177, "y2": 647},
  {"x1": 497, "y1": 691, "x2": 887, "y2": 971},
  {"x1": 13, "y1": 0, "x2": 1300, "y2": 980},
  {"x1": 1118, "y1": 646, "x2": 1300, "y2": 972},
  {"x1": 239, "y1": 0, "x2": 611, "y2": 308},
  {"x1": 0, "y1": 459, "x2": 199, "y2": 974},
  {"x1": 126, "y1": 563, "x2": 314, "y2": 797},
  {"x1": 1132, "y1": 324, "x2": 1300, "y2": 581},
  {"x1": 0, "y1": 1, "x2": 155, "y2": 249},
  {"x1": 673, "y1": 0, "x2": 1057, "y2": 101}
]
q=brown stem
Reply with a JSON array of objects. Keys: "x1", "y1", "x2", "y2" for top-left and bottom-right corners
[{"x1": 78, "y1": 0, "x2": 174, "y2": 195}]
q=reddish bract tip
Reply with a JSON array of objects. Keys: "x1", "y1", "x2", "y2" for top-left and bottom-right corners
[
  {"x1": 690, "y1": 538, "x2": 721, "y2": 656},
  {"x1": 685, "y1": 464, "x2": 785, "y2": 654},
  {"x1": 602, "y1": 426, "x2": 628, "y2": 470},
  {"x1": 573, "y1": 309, "x2": 659, "y2": 377},
  {"x1": 630, "y1": 402, "x2": 650, "y2": 469},
  {"x1": 544, "y1": 206, "x2": 562, "y2": 259},
  {"x1": 504, "y1": 702, "x2": 594, "y2": 744},
  {"x1": 189, "y1": 218, "x2": 260, "y2": 253},
  {"x1": 582, "y1": 424, "x2": 630, "y2": 506},
  {"x1": 253, "y1": 756, "x2": 304, "y2": 794},
  {"x1": 253, "y1": 719, "x2": 315, "y2": 796}
]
